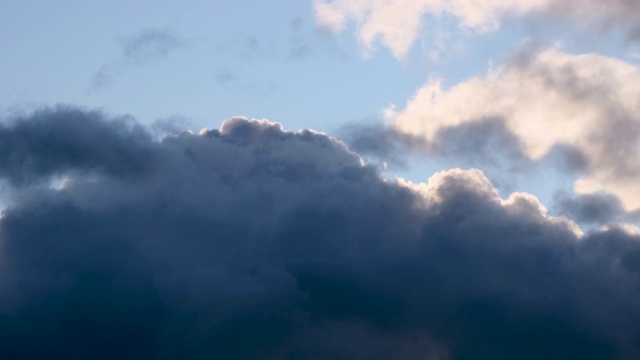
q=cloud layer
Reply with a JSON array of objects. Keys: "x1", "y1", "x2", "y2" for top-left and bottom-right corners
[
  {"x1": 0, "y1": 107, "x2": 640, "y2": 358},
  {"x1": 314, "y1": 0, "x2": 640, "y2": 58}
]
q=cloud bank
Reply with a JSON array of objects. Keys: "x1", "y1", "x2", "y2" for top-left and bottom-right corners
[
  {"x1": 0, "y1": 107, "x2": 640, "y2": 359},
  {"x1": 0, "y1": 107, "x2": 640, "y2": 358},
  {"x1": 314, "y1": 0, "x2": 640, "y2": 58}
]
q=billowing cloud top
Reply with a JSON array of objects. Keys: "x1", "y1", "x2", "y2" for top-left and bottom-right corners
[{"x1": 1, "y1": 107, "x2": 640, "y2": 359}]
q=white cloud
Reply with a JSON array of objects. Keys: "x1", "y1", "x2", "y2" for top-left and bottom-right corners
[
  {"x1": 314, "y1": 0, "x2": 640, "y2": 59},
  {"x1": 388, "y1": 48, "x2": 640, "y2": 211}
]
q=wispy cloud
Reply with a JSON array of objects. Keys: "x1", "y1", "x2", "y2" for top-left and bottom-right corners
[{"x1": 88, "y1": 27, "x2": 186, "y2": 92}]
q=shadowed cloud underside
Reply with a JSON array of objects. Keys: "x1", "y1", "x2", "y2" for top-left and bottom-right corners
[{"x1": 0, "y1": 107, "x2": 639, "y2": 359}]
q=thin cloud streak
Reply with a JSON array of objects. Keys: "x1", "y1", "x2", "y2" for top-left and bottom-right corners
[{"x1": 88, "y1": 27, "x2": 186, "y2": 92}]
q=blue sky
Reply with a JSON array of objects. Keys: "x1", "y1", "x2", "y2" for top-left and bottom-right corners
[{"x1": 0, "y1": 1, "x2": 417, "y2": 131}]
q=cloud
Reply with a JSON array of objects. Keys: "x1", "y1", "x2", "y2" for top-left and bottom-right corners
[
  {"x1": 554, "y1": 192, "x2": 626, "y2": 225},
  {"x1": 88, "y1": 27, "x2": 185, "y2": 91},
  {"x1": 1, "y1": 107, "x2": 640, "y2": 358},
  {"x1": 314, "y1": 0, "x2": 640, "y2": 58},
  {"x1": 118, "y1": 27, "x2": 185, "y2": 65},
  {"x1": 388, "y1": 47, "x2": 640, "y2": 211},
  {"x1": 338, "y1": 122, "x2": 428, "y2": 166},
  {"x1": 216, "y1": 35, "x2": 263, "y2": 61},
  {"x1": 0, "y1": 106, "x2": 156, "y2": 186}
]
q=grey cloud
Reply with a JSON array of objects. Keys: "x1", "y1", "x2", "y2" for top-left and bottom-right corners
[
  {"x1": 339, "y1": 122, "x2": 428, "y2": 166},
  {"x1": 88, "y1": 27, "x2": 185, "y2": 92},
  {"x1": 289, "y1": 37, "x2": 312, "y2": 59},
  {"x1": 0, "y1": 105, "x2": 156, "y2": 186},
  {"x1": 342, "y1": 118, "x2": 536, "y2": 194},
  {"x1": 554, "y1": 192, "x2": 632, "y2": 225},
  {"x1": 216, "y1": 36, "x2": 263, "y2": 60},
  {"x1": 433, "y1": 118, "x2": 529, "y2": 169},
  {"x1": 216, "y1": 70, "x2": 236, "y2": 85},
  {"x1": 150, "y1": 116, "x2": 193, "y2": 138},
  {"x1": 342, "y1": 118, "x2": 526, "y2": 166},
  {"x1": 546, "y1": 0, "x2": 640, "y2": 42},
  {"x1": 291, "y1": 17, "x2": 303, "y2": 33},
  {"x1": 288, "y1": 17, "x2": 312, "y2": 59},
  {"x1": 118, "y1": 27, "x2": 185, "y2": 65},
  {"x1": 1, "y1": 107, "x2": 640, "y2": 358}
]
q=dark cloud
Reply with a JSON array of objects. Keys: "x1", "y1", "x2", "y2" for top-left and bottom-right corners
[
  {"x1": 433, "y1": 118, "x2": 529, "y2": 169},
  {"x1": 1, "y1": 107, "x2": 640, "y2": 359},
  {"x1": 0, "y1": 105, "x2": 156, "y2": 186},
  {"x1": 342, "y1": 118, "x2": 537, "y2": 194},
  {"x1": 554, "y1": 192, "x2": 626, "y2": 225},
  {"x1": 339, "y1": 122, "x2": 427, "y2": 166}
]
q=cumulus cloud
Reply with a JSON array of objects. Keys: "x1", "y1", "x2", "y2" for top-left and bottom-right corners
[
  {"x1": 1, "y1": 107, "x2": 640, "y2": 358},
  {"x1": 388, "y1": 47, "x2": 640, "y2": 212},
  {"x1": 314, "y1": 0, "x2": 640, "y2": 58}
]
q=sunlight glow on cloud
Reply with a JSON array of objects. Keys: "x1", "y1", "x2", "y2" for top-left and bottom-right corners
[
  {"x1": 388, "y1": 47, "x2": 640, "y2": 210},
  {"x1": 314, "y1": 0, "x2": 640, "y2": 59}
]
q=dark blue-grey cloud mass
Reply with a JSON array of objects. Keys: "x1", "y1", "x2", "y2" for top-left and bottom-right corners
[
  {"x1": 554, "y1": 192, "x2": 627, "y2": 225},
  {"x1": 1, "y1": 107, "x2": 640, "y2": 359}
]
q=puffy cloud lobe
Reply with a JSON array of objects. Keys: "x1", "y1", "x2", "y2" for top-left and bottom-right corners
[
  {"x1": 314, "y1": 0, "x2": 640, "y2": 58},
  {"x1": 0, "y1": 106, "x2": 156, "y2": 186},
  {"x1": 1, "y1": 107, "x2": 640, "y2": 358},
  {"x1": 389, "y1": 48, "x2": 640, "y2": 211}
]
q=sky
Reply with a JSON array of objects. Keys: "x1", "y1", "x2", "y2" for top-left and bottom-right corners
[{"x1": 2, "y1": 1, "x2": 640, "y2": 359}]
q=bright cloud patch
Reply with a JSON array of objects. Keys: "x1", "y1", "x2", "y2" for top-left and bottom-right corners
[
  {"x1": 389, "y1": 48, "x2": 640, "y2": 210},
  {"x1": 314, "y1": 0, "x2": 640, "y2": 58}
]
